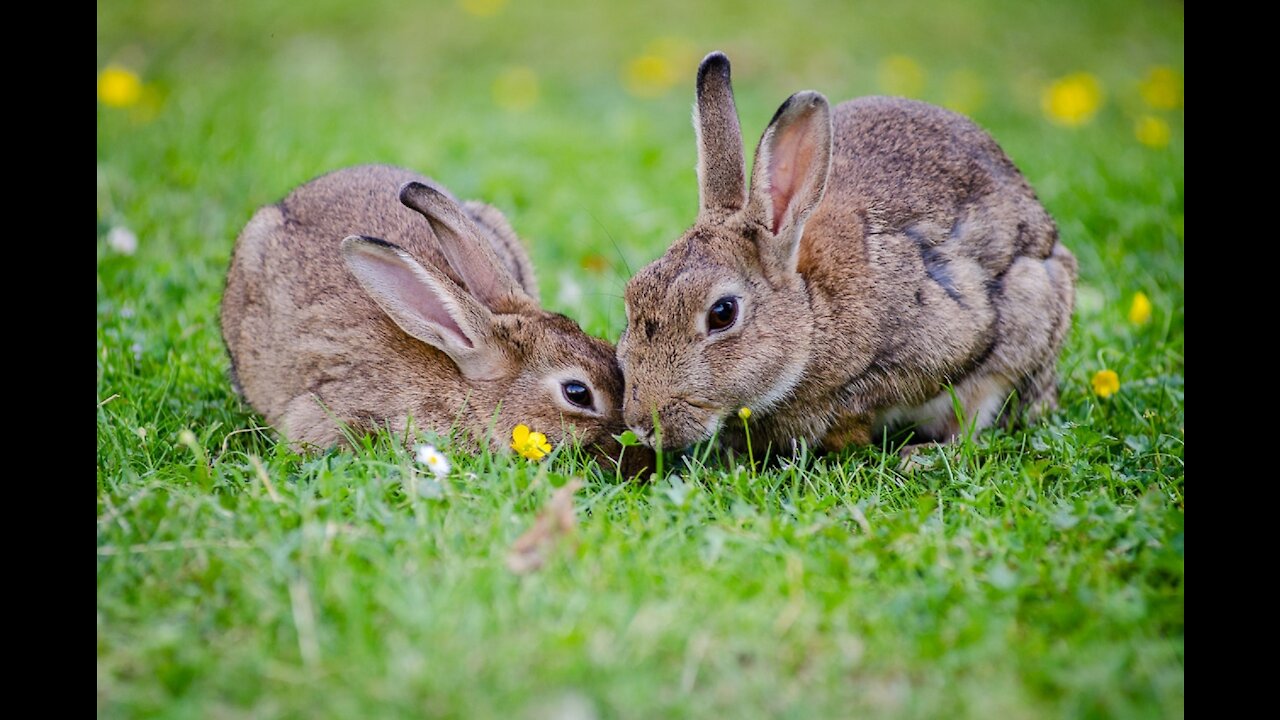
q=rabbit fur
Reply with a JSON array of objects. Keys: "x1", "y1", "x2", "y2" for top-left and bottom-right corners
[
  {"x1": 222, "y1": 164, "x2": 645, "y2": 471},
  {"x1": 618, "y1": 53, "x2": 1077, "y2": 453}
]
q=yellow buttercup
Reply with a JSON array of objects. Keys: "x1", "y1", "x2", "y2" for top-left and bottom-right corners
[
  {"x1": 512, "y1": 424, "x2": 552, "y2": 461},
  {"x1": 1091, "y1": 370, "x2": 1120, "y2": 399}
]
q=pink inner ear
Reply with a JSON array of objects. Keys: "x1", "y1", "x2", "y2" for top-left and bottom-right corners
[
  {"x1": 357, "y1": 250, "x2": 473, "y2": 349},
  {"x1": 769, "y1": 118, "x2": 818, "y2": 236},
  {"x1": 396, "y1": 264, "x2": 474, "y2": 349}
]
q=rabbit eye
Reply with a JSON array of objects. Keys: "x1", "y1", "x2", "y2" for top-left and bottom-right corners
[
  {"x1": 562, "y1": 381, "x2": 594, "y2": 409},
  {"x1": 707, "y1": 296, "x2": 738, "y2": 333}
]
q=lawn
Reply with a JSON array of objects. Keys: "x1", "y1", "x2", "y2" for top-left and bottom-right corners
[{"x1": 97, "y1": 1, "x2": 1184, "y2": 717}]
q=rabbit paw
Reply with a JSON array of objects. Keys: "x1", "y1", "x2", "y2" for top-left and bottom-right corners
[{"x1": 897, "y1": 441, "x2": 944, "y2": 474}]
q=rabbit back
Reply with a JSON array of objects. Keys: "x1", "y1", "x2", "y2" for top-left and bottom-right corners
[{"x1": 798, "y1": 97, "x2": 1076, "y2": 441}]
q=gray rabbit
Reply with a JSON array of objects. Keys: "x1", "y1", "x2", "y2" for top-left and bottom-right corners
[
  {"x1": 618, "y1": 53, "x2": 1077, "y2": 454},
  {"x1": 222, "y1": 164, "x2": 649, "y2": 474}
]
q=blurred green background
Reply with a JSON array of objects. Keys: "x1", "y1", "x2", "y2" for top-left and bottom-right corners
[
  {"x1": 97, "y1": 0, "x2": 1183, "y2": 338},
  {"x1": 98, "y1": 1, "x2": 1183, "y2": 717}
]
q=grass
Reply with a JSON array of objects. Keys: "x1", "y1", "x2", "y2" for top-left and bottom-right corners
[{"x1": 97, "y1": 0, "x2": 1184, "y2": 717}]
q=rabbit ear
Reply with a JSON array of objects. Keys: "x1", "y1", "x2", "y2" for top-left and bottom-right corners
[
  {"x1": 746, "y1": 91, "x2": 833, "y2": 277},
  {"x1": 694, "y1": 52, "x2": 747, "y2": 217},
  {"x1": 342, "y1": 236, "x2": 505, "y2": 380},
  {"x1": 399, "y1": 182, "x2": 537, "y2": 313}
]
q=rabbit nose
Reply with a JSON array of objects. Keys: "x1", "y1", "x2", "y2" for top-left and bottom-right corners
[
  {"x1": 624, "y1": 407, "x2": 655, "y2": 444},
  {"x1": 627, "y1": 421, "x2": 654, "y2": 443}
]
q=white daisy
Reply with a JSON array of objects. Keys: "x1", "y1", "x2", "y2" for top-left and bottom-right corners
[
  {"x1": 414, "y1": 444, "x2": 451, "y2": 479},
  {"x1": 107, "y1": 226, "x2": 138, "y2": 255},
  {"x1": 555, "y1": 271, "x2": 584, "y2": 310}
]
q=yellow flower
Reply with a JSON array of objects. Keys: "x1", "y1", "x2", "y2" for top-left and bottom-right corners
[
  {"x1": 878, "y1": 55, "x2": 926, "y2": 98},
  {"x1": 98, "y1": 65, "x2": 142, "y2": 107},
  {"x1": 512, "y1": 424, "x2": 552, "y2": 461},
  {"x1": 622, "y1": 38, "x2": 693, "y2": 99},
  {"x1": 625, "y1": 55, "x2": 678, "y2": 98},
  {"x1": 1134, "y1": 115, "x2": 1171, "y2": 149},
  {"x1": 1091, "y1": 369, "x2": 1120, "y2": 399},
  {"x1": 1042, "y1": 73, "x2": 1103, "y2": 127},
  {"x1": 493, "y1": 66, "x2": 539, "y2": 112},
  {"x1": 459, "y1": 0, "x2": 506, "y2": 18},
  {"x1": 737, "y1": 407, "x2": 752, "y2": 421},
  {"x1": 1139, "y1": 66, "x2": 1182, "y2": 110},
  {"x1": 1128, "y1": 292, "x2": 1153, "y2": 325}
]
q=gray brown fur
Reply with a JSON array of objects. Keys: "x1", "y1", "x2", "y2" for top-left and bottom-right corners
[
  {"x1": 222, "y1": 164, "x2": 646, "y2": 472},
  {"x1": 618, "y1": 53, "x2": 1077, "y2": 452}
]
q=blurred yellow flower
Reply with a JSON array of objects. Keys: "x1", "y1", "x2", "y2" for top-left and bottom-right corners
[
  {"x1": 942, "y1": 68, "x2": 986, "y2": 115},
  {"x1": 878, "y1": 55, "x2": 926, "y2": 98},
  {"x1": 1134, "y1": 115, "x2": 1171, "y2": 148},
  {"x1": 1128, "y1": 292, "x2": 1153, "y2": 325},
  {"x1": 99, "y1": 65, "x2": 142, "y2": 107},
  {"x1": 625, "y1": 55, "x2": 678, "y2": 98},
  {"x1": 623, "y1": 38, "x2": 693, "y2": 99},
  {"x1": 1042, "y1": 73, "x2": 1103, "y2": 127},
  {"x1": 459, "y1": 0, "x2": 506, "y2": 17},
  {"x1": 1091, "y1": 369, "x2": 1120, "y2": 399},
  {"x1": 512, "y1": 424, "x2": 552, "y2": 461},
  {"x1": 738, "y1": 407, "x2": 752, "y2": 421},
  {"x1": 493, "y1": 66, "x2": 539, "y2": 112},
  {"x1": 1139, "y1": 66, "x2": 1182, "y2": 110}
]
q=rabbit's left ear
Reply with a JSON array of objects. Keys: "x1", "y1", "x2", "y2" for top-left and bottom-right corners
[
  {"x1": 745, "y1": 91, "x2": 833, "y2": 279},
  {"x1": 341, "y1": 235, "x2": 506, "y2": 380},
  {"x1": 694, "y1": 52, "x2": 748, "y2": 218}
]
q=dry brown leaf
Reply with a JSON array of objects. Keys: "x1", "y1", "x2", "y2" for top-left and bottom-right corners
[{"x1": 506, "y1": 478, "x2": 584, "y2": 574}]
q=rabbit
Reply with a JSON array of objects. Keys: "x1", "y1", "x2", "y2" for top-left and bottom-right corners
[
  {"x1": 221, "y1": 164, "x2": 652, "y2": 476},
  {"x1": 617, "y1": 52, "x2": 1077, "y2": 455}
]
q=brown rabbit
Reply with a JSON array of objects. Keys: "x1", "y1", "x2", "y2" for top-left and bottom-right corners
[
  {"x1": 618, "y1": 53, "x2": 1077, "y2": 454},
  {"x1": 222, "y1": 164, "x2": 650, "y2": 474}
]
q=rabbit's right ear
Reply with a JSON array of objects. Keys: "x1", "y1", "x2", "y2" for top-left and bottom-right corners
[
  {"x1": 694, "y1": 51, "x2": 747, "y2": 217},
  {"x1": 399, "y1": 182, "x2": 537, "y2": 314},
  {"x1": 745, "y1": 91, "x2": 833, "y2": 281},
  {"x1": 341, "y1": 236, "x2": 505, "y2": 380}
]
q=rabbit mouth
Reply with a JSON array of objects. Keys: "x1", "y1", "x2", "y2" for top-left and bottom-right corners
[
  {"x1": 627, "y1": 396, "x2": 727, "y2": 450},
  {"x1": 648, "y1": 399, "x2": 724, "y2": 450}
]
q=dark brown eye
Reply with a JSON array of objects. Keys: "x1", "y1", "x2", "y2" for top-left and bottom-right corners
[
  {"x1": 707, "y1": 296, "x2": 738, "y2": 332},
  {"x1": 562, "y1": 381, "x2": 593, "y2": 409}
]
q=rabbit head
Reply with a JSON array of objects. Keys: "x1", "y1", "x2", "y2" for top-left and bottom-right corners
[
  {"x1": 618, "y1": 53, "x2": 833, "y2": 450},
  {"x1": 341, "y1": 182, "x2": 647, "y2": 472}
]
